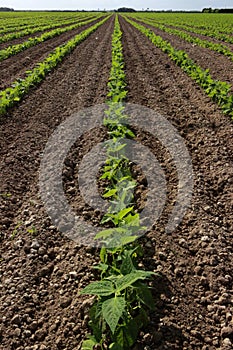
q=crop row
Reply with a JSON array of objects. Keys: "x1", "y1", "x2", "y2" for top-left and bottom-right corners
[
  {"x1": 0, "y1": 14, "x2": 84, "y2": 34},
  {"x1": 0, "y1": 12, "x2": 84, "y2": 29},
  {"x1": 133, "y1": 16, "x2": 233, "y2": 63},
  {"x1": 165, "y1": 22, "x2": 233, "y2": 45},
  {"x1": 0, "y1": 16, "x2": 109, "y2": 116},
  {"x1": 81, "y1": 15, "x2": 155, "y2": 350},
  {"x1": 131, "y1": 13, "x2": 233, "y2": 35},
  {"x1": 130, "y1": 13, "x2": 233, "y2": 45},
  {"x1": 125, "y1": 16, "x2": 233, "y2": 119},
  {"x1": 0, "y1": 16, "x2": 101, "y2": 61},
  {"x1": 0, "y1": 14, "x2": 101, "y2": 44},
  {"x1": 0, "y1": 16, "x2": 87, "y2": 36}
]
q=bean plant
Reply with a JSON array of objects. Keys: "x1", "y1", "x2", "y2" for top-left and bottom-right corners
[{"x1": 80, "y1": 16, "x2": 156, "y2": 350}]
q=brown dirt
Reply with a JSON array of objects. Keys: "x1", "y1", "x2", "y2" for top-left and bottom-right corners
[
  {"x1": 0, "y1": 17, "x2": 103, "y2": 91},
  {"x1": 0, "y1": 14, "x2": 233, "y2": 350}
]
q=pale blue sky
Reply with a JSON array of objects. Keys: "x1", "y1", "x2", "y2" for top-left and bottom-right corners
[{"x1": 1, "y1": 0, "x2": 233, "y2": 11}]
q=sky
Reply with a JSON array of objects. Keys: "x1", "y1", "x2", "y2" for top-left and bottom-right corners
[{"x1": 1, "y1": 0, "x2": 233, "y2": 11}]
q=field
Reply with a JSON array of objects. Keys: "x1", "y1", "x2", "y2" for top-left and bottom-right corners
[{"x1": 0, "y1": 11, "x2": 233, "y2": 350}]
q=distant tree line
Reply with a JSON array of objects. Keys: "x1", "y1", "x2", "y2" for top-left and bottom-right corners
[
  {"x1": 202, "y1": 8, "x2": 233, "y2": 13},
  {"x1": 3, "y1": 7, "x2": 233, "y2": 13},
  {"x1": 0, "y1": 7, "x2": 14, "y2": 11},
  {"x1": 116, "y1": 8, "x2": 201, "y2": 13}
]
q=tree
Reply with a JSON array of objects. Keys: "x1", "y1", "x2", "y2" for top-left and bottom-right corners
[
  {"x1": 202, "y1": 8, "x2": 213, "y2": 13},
  {"x1": 117, "y1": 7, "x2": 136, "y2": 12},
  {"x1": 0, "y1": 7, "x2": 14, "y2": 11}
]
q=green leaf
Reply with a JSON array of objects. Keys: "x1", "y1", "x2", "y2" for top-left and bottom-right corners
[
  {"x1": 100, "y1": 214, "x2": 114, "y2": 225},
  {"x1": 124, "y1": 308, "x2": 149, "y2": 345},
  {"x1": 81, "y1": 338, "x2": 96, "y2": 350},
  {"x1": 89, "y1": 304, "x2": 103, "y2": 342},
  {"x1": 102, "y1": 296, "x2": 126, "y2": 334},
  {"x1": 113, "y1": 327, "x2": 124, "y2": 347},
  {"x1": 103, "y1": 189, "x2": 118, "y2": 198},
  {"x1": 118, "y1": 207, "x2": 134, "y2": 221},
  {"x1": 94, "y1": 227, "x2": 127, "y2": 240},
  {"x1": 120, "y1": 235, "x2": 138, "y2": 246},
  {"x1": 100, "y1": 171, "x2": 112, "y2": 180},
  {"x1": 115, "y1": 323, "x2": 136, "y2": 348},
  {"x1": 134, "y1": 281, "x2": 155, "y2": 310},
  {"x1": 122, "y1": 213, "x2": 140, "y2": 227},
  {"x1": 100, "y1": 247, "x2": 107, "y2": 263},
  {"x1": 115, "y1": 271, "x2": 154, "y2": 293},
  {"x1": 109, "y1": 343, "x2": 124, "y2": 350},
  {"x1": 120, "y1": 252, "x2": 135, "y2": 275},
  {"x1": 92, "y1": 263, "x2": 109, "y2": 273},
  {"x1": 80, "y1": 280, "x2": 115, "y2": 296},
  {"x1": 103, "y1": 234, "x2": 137, "y2": 249}
]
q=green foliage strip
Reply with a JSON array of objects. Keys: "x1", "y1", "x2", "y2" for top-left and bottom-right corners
[
  {"x1": 133, "y1": 16, "x2": 233, "y2": 63},
  {"x1": 81, "y1": 15, "x2": 155, "y2": 350},
  {"x1": 125, "y1": 16, "x2": 233, "y2": 119},
  {"x1": 0, "y1": 14, "x2": 102, "y2": 43},
  {"x1": 0, "y1": 16, "x2": 109, "y2": 116},
  {"x1": 0, "y1": 16, "x2": 102, "y2": 61}
]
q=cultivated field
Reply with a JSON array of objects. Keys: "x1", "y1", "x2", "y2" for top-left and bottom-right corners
[{"x1": 0, "y1": 11, "x2": 232, "y2": 350}]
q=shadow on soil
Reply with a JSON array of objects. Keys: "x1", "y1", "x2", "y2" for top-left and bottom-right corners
[{"x1": 138, "y1": 241, "x2": 185, "y2": 350}]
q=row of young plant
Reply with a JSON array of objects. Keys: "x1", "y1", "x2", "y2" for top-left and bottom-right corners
[
  {"x1": 131, "y1": 13, "x2": 233, "y2": 37},
  {"x1": 0, "y1": 12, "x2": 87, "y2": 30},
  {"x1": 0, "y1": 14, "x2": 81, "y2": 34},
  {"x1": 178, "y1": 22, "x2": 233, "y2": 36},
  {"x1": 0, "y1": 19, "x2": 77, "y2": 43},
  {"x1": 0, "y1": 16, "x2": 109, "y2": 116},
  {"x1": 134, "y1": 17, "x2": 233, "y2": 63},
  {"x1": 163, "y1": 16, "x2": 233, "y2": 36},
  {"x1": 80, "y1": 15, "x2": 155, "y2": 350},
  {"x1": 0, "y1": 14, "x2": 101, "y2": 44},
  {"x1": 125, "y1": 16, "x2": 233, "y2": 120},
  {"x1": 0, "y1": 21, "x2": 45, "y2": 35},
  {"x1": 0, "y1": 16, "x2": 101, "y2": 61},
  {"x1": 148, "y1": 17, "x2": 233, "y2": 45},
  {"x1": 0, "y1": 15, "x2": 96, "y2": 35},
  {"x1": 167, "y1": 21, "x2": 233, "y2": 46}
]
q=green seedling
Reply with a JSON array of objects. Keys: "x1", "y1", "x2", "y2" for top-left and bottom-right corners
[
  {"x1": 81, "y1": 247, "x2": 156, "y2": 349},
  {"x1": 0, "y1": 192, "x2": 11, "y2": 198},
  {"x1": 27, "y1": 225, "x2": 38, "y2": 236},
  {"x1": 11, "y1": 222, "x2": 22, "y2": 240}
]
